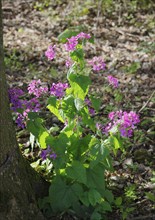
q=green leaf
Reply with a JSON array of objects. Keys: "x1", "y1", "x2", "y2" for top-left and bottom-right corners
[
  {"x1": 27, "y1": 118, "x2": 50, "y2": 149},
  {"x1": 80, "y1": 108, "x2": 95, "y2": 131},
  {"x1": 28, "y1": 112, "x2": 39, "y2": 119},
  {"x1": 71, "y1": 183, "x2": 83, "y2": 197},
  {"x1": 145, "y1": 192, "x2": 155, "y2": 202},
  {"x1": 91, "y1": 211, "x2": 102, "y2": 220},
  {"x1": 88, "y1": 188, "x2": 102, "y2": 206},
  {"x1": 103, "y1": 189, "x2": 114, "y2": 203},
  {"x1": 100, "y1": 201, "x2": 112, "y2": 212},
  {"x1": 67, "y1": 134, "x2": 91, "y2": 160},
  {"x1": 74, "y1": 98, "x2": 84, "y2": 111},
  {"x1": 27, "y1": 119, "x2": 39, "y2": 137},
  {"x1": 80, "y1": 192, "x2": 89, "y2": 207},
  {"x1": 86, "y1": 165, "x2": 105, "y2": 191},
  {"x1": 70, "y1": 48, "x2": 84, "y2": 65},
  {"x1": 125, "y1": 62, "x2": 141, "y2": 74},
  {"x1": 38, "y1": 131, "x2": 50, "y2": 149},
  {"x1": 58, "y1": 26, "x2": 84, "y2": 42},
  {"x1": 90, "y1": 96, "x2": 101, "y2": 112},
  {"x1": 58, "y1": 29, "x2": 78, "y2": 42},
  {"x1": 115, "y1": 197, "x2": 122, "y2": 206},
  {"x1": 61, "y1": 95, "x2": 76, "y2": 119},
  {"x1": 89, "y1": 137, "x2": 100, "y2": 149},
  {"x1": 100, "y1": 142, "x2": 110, "y2": 157},
  {"x1": 110, "y1": 135, "x2": 122, "y2": 155},
  {"x1": 112, "y1": 136, "x2": 120, "y2": 149},
  {"x1": 47, "y1": 97, "x2": 64, "y2": 122},
  {"x1": 66, "y1": 160, "x2": 87, "y2": 184},
  {"x1": 69, "y1": 74, "x2": 91, "y2": 100},
  {"x1": 102, "y1": 156, "x2": 113, "y2": 171},
  {"x1": 49, "y1": 177, "x2": 77, "y2": 213},
  {"x1": 62, "y1": 121, "x2": 75, "y2": 138},
  {"x1": 52, "y1": 133, "x2": 68, "y2": 155}
]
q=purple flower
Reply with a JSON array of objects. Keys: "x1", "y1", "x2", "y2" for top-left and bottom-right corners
[
  {"x1": 65, "y1": 57, "x2": 73, "y2": 68},
  {"x1": 64, "y1": 36, "x2": 78, "y2": 52},
  {"x1": 50, "y1": 82, "x2": 68, "y2": 98},
  {"x1": 16, "y1": 113, "x2": 26, "y2": 129},
  {"x1": 45, "y1": 45, "x2": 56, "y2": 60},
  {"x1": 28, "y1": 79, "x2": 48, "y2": 98},
  {"x1": 85, "y1": 98, "x2": 95, "y2": 116},
  {"x1": 107, "y1": 75, "x2": 119, "y2": 88},
  {"x1": 64, "y1": 32, "x2": 91, "y2": 52},
  {"x1": 77, "y1": 32, "x2": 91, "y2": 39},
  {"x1": 15, "y1": 98, "x2": 40, "y2": 128},
  {"x1": 88, "y1": 56, "x2": 106, "y2": 72},
  {"x1": 89, "y1": 108, "x2": 95, "y2": 115},
  {"x1": 108, "y1": 111, "x2": 115, "y2": 120},
  {"x1": 9, "y1": 87, "x2": 41, "y2": 128},
  {"x1": 49, "y1": 153, "x2": 57, "y2": 160},
  {"x1": 40, "y1": 146, "x2": 57, "y2": 161},
  {"x1": 104, "y1": 110, "x2": 140, "y2": 137},
  {"x1": 25, "y1": 98, "x2": 40, "y2": 113},
  {"x1": 9, "y1": 88, "x2": 24, "y2": 111}
]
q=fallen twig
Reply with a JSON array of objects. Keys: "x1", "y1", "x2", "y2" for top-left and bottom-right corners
[{"x1": 138, "y1": 90, "x2": 155, "y2": 113}]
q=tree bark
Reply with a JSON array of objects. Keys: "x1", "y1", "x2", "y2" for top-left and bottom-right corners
[{"x1": 0, "y1": 1, "x2": 48, "y2": 219}]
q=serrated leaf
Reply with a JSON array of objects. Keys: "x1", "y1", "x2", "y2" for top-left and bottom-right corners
[
  {"x1": 66, "y1": 160, "x2": 87, "y2": 184},
  {"x1": 61, "y1": 95, "x2": 76, "y2": 119},
  {"x1": 69, "y1": 74, "x2": 91, "y2": 100},
  {"x1": 86, "y1": 165, "x2": 105, "y2": 191},
  {"x1": 49, "y1": 177, "x2": 76, "y2": 212},
  {"x1": 88, "y1": 188, "x2": 102, "y2": 206}
]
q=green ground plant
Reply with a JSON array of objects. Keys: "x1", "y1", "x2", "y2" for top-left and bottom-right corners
[{"x1": 9, "y1": 29, "x2": 141, "y2": 219}]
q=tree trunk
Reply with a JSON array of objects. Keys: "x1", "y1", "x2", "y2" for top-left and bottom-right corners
[{"x1": 0, "y1": 1, "x2": 48, "y2": 219}]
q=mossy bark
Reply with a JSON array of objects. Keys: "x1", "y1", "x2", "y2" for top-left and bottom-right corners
[{"x1": 0, "y1": 1, "x2": 48, "y2": 219}]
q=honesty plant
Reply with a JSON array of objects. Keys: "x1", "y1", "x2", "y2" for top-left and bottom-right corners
[{"x1": 9, "y1": 31, "x2": 140, "y2": 220}]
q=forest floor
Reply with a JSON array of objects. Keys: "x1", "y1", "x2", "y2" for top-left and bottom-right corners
[{"x1": 2, "y1": 0, "x2": 155, "y2": 219}]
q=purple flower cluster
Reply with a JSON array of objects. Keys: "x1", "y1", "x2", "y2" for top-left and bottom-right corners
[
  {"x1": 85, "y1": 98, "x2": 95, "y2": 116},
  {"x1": 87, "y1": 56, "x2": 106, "y2": 72},
  {"x1": 50, "y1": 82, "x2": 68, "y2": 98},
  {"x1": 9, "y1": 88, "x2": 24, "y2": 111},
  {"x1": 9, "y1": 88, "x2": 40, "y2": 128},
  {"x1": 64, "y1": 32, "x2": 91, "y2": 52},
  {"x1": 107, "y1": 75, "x2": 119, "y2": 88},
  {"x1": 104, "y1": 110, "x2": 140, "y2": 137},
  {"x1": 17, "y1": 98, "x2": 40, "y2": 128},
  {"x1": 45, "y1": 45, "x2": 56, "y2": 60},
  {"x1": 28, "y1": 79, "x2": 48, "y2": 98},
  {"x1": 40, "y1": 145, "x2": 57, "y2": 161}
]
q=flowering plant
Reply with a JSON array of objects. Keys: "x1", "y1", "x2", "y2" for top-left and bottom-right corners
[{"x1": 9, "y1": 31, "x2": 140, "y2": 219}]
